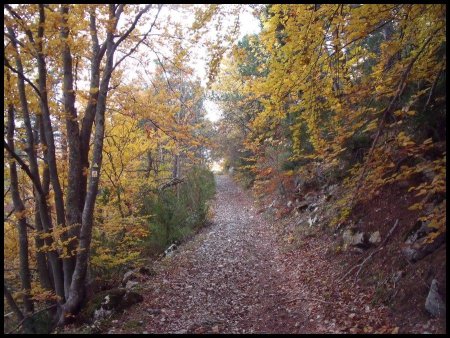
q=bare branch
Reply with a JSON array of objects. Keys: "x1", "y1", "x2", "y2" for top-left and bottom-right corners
[
  {"x1": 3, "y1": 140, "x2": 44, "y2": 197},
  {"x1": 350, "y1": 29, "x2": 442, "y2": 207},
  {"x1": 159, "y1": 177, "x2": 184, "y2": 191},
  {"x1": 3, "y1": 57, "x2": 41, "y2": 98},
  {"x1": 113, "y1": 5, "x2": 153, "y2": 49},
  {"x1": 4, "y1": 284, "x2": 24, "y2": 323},
  {"x1": 7, "y1": 304, "x2": 57, "y2": 334},
  {"x1": 112, "y1": 4, "x2": 162, "y2": 72}
]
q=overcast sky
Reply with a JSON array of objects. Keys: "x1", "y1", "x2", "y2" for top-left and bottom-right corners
[
  {"x1": 203, "y1": 9, "x2": 261, "y2": 122},
  {"x1": 121, "y1": 4, "x2": 262, "y2": 123}
]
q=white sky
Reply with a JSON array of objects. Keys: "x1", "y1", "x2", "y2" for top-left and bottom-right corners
[
  {"x1": 122, "y1": 4, "x2": 262, "y2": 123},
  {"x1": 202, "y1": 9, "x2": 261, "y2": 122}
]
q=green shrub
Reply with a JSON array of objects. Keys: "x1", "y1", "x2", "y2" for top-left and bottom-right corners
[{"x1": 139, "y1": 166, "x2": 216, "y2": 255}]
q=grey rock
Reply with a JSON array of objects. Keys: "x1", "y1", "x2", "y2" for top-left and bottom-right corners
[
  {"x1": 402, "y1": 231, "x2": 446, "y2": 262},
  {"x1": 369, "y1": 231, "x2": 381, "y2": 244},
  {"x1": 139, "y1": 266, "x2": 157, "y2": 276},
  {"x1": 406, "y1": 221, "x2": 435, "y2": 245},
  {"x1": 294, "y1": 175, "x2": 303, "y2": 189},
  {"x1": 391, "y1": 271, "x2": 403, "y2": 284},
  {"x1": 304, "y1": 191, "x2": 318, "y2": 202},
  {"x1": 146, "y1": 308, "x2": 162, "y2": 315},
  {"x1": 122, "y1": 270, "x2": 139, "y2": 285},
  {"x1": 343, "y1": 229, "x2": 354, "y2": 246},
  {"x1": 90, "y1": 288, "x2": 143, "y2": 319},
  {"x1": 164, "y1": 243, "x2": 178, "y2": 257},
  {"x1": 402, "y1": 246, "x2": 419, "y2": 262},
  {"x1": 343, "y1": 229, "x2": 367, "y2": 249},
  {"x1": 326, "y1": 184, "x2": 338, "y2": 195},
  {"x1": 308, "y1": 215, "x2": 318, "y2": 227},
  {"x1": 93, "y1": 307, "x2": 112, "y2": 321},
  {"x1": 425, "y1": 279, "x2": 446, "y2": 317},
  {"x1": 352, "y1": 232, "x2": 365, "y2": 246},
  {"x1": 125, "y1": 280, "x2": 139, "y2": 289}
]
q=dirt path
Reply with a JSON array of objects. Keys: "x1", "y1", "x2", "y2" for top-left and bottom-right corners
[
  {"x1": 111, "y1": 175, "x2": 310, "y2": 334},
  {"x1": 105, "y1": 174, "x2": 444, "y2": 334}
]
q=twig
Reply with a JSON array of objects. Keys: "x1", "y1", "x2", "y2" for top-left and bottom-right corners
[
  {"x1": 423, "y1": 59, "x2": 445, "y2": 112},
  {"x1": 285, "y1": 296, "x2": 336, "y2": 305},
  {"x1": 349, "y1": 29, "x2": 442, "y2": 209},
  {"x1": 158, "y1": 177, "x2": 185, "y2": 191},
  {"x1": 4, "y1": 284, "x2": 24, "y2": 322},
  {"x1": 338, "y1": 219, "x2": 399, "y2": 283},
  {"x1": 4, "y1": 185, "x2": 11, "y2": 198},
  {"x1": 400, "y1": 253, "x2": 430, "y2": 289},
  {"x1": 7, "y1": 304, "x2": 57, "y2": 334},
  {"x1": 353, "y1": 219, "x2": 399, "y2": 284}
]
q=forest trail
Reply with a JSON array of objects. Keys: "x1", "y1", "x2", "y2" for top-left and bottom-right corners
[{"x1": 111, "y1": 175, "x2": 312, "y2": 334}]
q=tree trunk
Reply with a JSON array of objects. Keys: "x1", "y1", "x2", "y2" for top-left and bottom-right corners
[
  {"x1": 37, "y1": 4, "x2": 66, "y2": 232},
  {"x1": 6, "y1": 27, "x2": 64, "y2": 302},
  {"x1": 34, "y1": 205, "x2": 54, "y2": 291},
  {"x1": 59, "y1": 6, "x2": 117, "y2": 321},
  {"x1": 60, "y1": 4, "x2": 82, "y2": 298},
  {"x1": 6, "y1": 103, "x2": 34, "y2": 315},
  {"x1": 79, "y1": 7, "x2": 105, "y2": 216}
]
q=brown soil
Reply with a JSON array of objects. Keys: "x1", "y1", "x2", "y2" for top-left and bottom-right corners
[{"x1": 344, "y1": 180, "x2": 446, "y2": 333}]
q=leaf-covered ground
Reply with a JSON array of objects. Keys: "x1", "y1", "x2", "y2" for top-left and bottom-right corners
[{"x1": 105, "y1": 175, "x2": 443, "y2": 334}]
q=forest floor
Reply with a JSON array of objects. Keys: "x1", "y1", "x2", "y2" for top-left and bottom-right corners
[{"x1": 99, "y1": 174, "x2": 444, "y2": 334}]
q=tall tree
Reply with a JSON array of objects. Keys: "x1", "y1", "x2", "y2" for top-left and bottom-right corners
[{"x1": 4, "y1": 3, "x2": 161, "y2": 325}]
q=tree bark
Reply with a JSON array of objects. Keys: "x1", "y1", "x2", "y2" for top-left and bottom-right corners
[
  {"x1": 60, "y1": 3, "x2": 82, "y2": 298},
  {"x1": 6, "y1": 103, "x2": 34, "y2": 315},
  {"x1": 33, "y1": 205, "x2": 54, "y2": 291},
  {"x1": 6, "y1": 12, "x2": 66, "y2": 303},
  {"x1": 5, "y1": 27, "x2": 64, "y2": 301},
  {"x1": 79, "y1": 6, "x2": 105, "y2": 214},
  {"x1": 59, "y1": 5, "x2": 117, "y2": 322},
  {"x1": 36, "y1": 4, "x2": 66, "y2": 231}
]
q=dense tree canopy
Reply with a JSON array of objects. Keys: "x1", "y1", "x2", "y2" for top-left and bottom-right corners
[{"x1": 213, "y1": 4, "x2": 445, "y2": 242}]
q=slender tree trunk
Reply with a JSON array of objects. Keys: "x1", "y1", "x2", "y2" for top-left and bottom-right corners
[
  {"x1": 173, "y1": 154, "x2": 179, "y2": 178},
  {"x1": 6, "y1": 103, "x2": 34, "y2": 315},
  {"x1": 7, "y1": 20, "x2": 65, "y2": 304},
  {"x1": 36, "y1": 5, "x2": 77, "y2": 303},
  {"x1": 34, "y1": 205, "x2": 53, "y2": 291},
  {"x1": 31, "y1": 118, "x2": 53, "y2": 291},
  {"x1": 38, "y1": 115, "x2": 51, "y2": 196},
  {"x1": 145, "y1": 150, "x2": 153, "y2": 178},
  {"x1": 60, "y1": 4, "x2": 82, "y2": 299},
  {"x1": 37, "y1": 4, "x2": 66, "y2": 231},
  {"x1": 4, "y1": 283, "x2": 25, "y2": 322},
  {"x1": 79, "y1": 7, "x2": 105, "y2": 216},
  {"x1": 6, "y1": 27, "x2": 64, "y2": 301}
]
